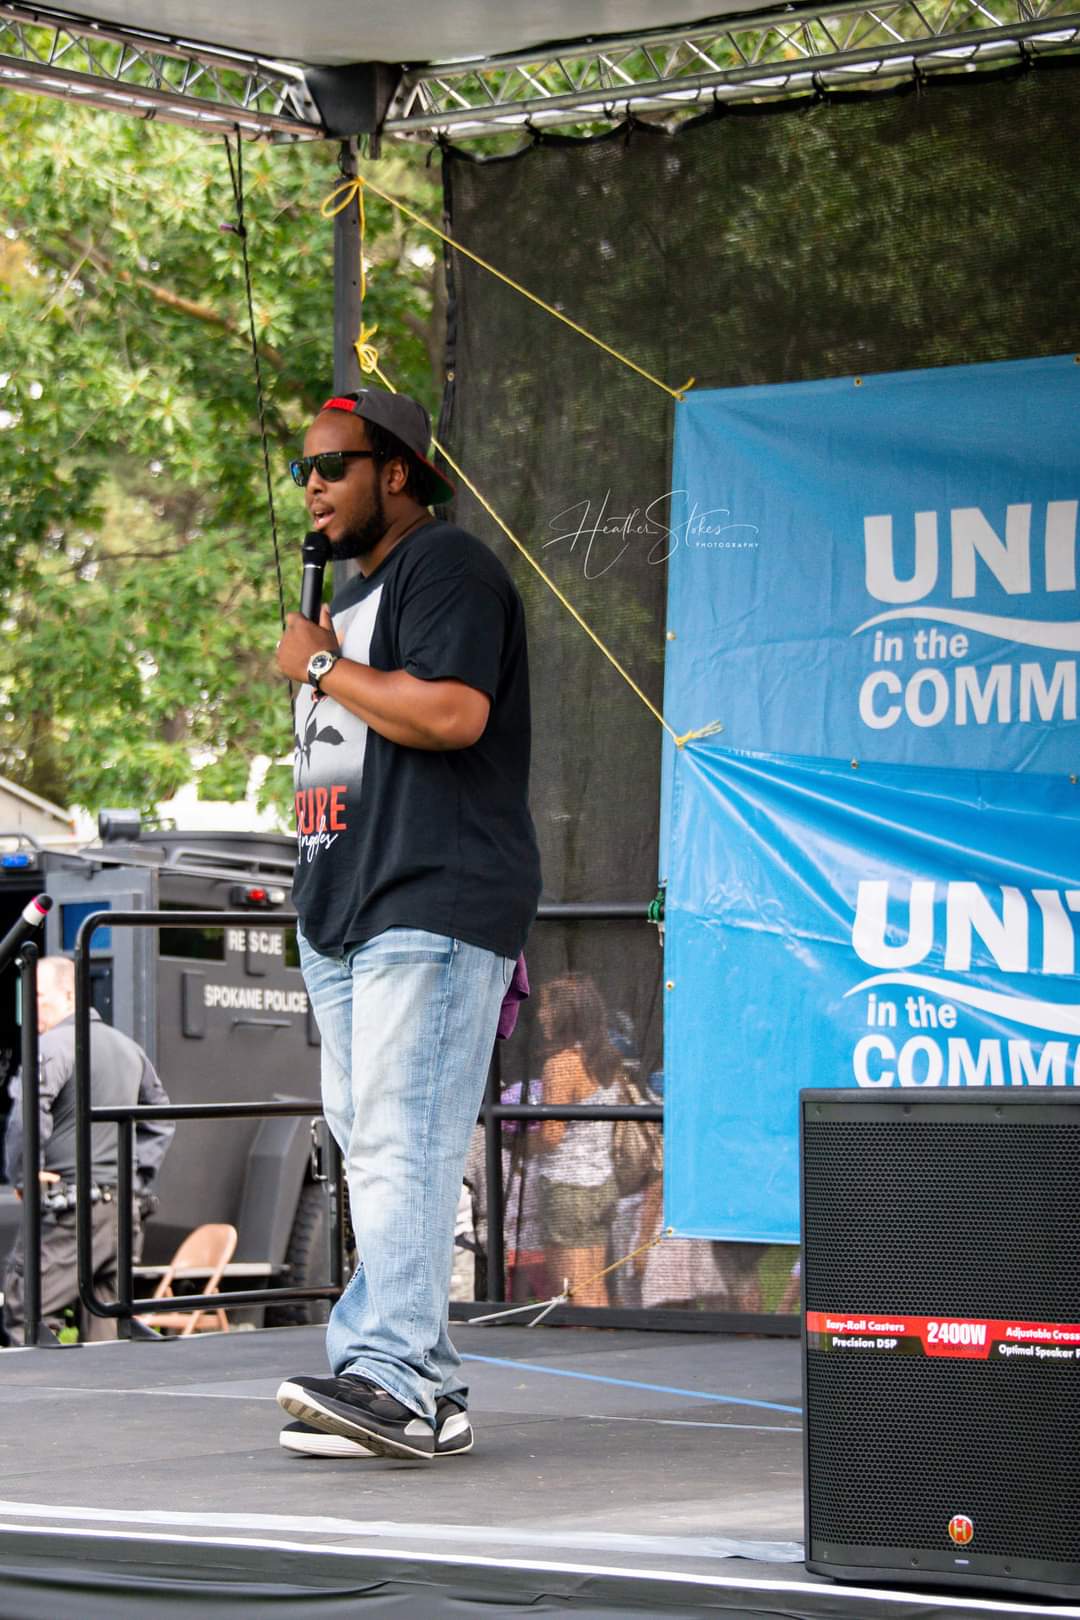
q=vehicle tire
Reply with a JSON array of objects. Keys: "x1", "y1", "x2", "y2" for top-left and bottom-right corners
[{"x1": 265, "y1": 1181, "x2": 331, "y2": 1327}]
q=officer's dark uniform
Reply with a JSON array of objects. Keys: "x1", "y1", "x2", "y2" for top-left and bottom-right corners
[{"x1": 2, "y1": 1008, "x2": 173, "y2": 1343}]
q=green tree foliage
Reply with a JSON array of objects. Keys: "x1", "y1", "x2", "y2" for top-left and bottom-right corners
[{"x1": 0, "y1": 93, "x2": 440, "y2": 814}]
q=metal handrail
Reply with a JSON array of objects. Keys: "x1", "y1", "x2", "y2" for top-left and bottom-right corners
[
  {"x1": 57, "y1": 902, "x2": 795, "y2": 1337},
  {"x1": 73, "y1": 910, "x2": 345, "y2": 1331},
  {"x1": 489, "y1": 1104, "x2": 661, "y2": 1120},
  {"x1": 0, "y1": 829, "x2": 43, "y2": 850},
  {"x1": 70, "y1": 904, "x2": 662, "y2": 1328}
]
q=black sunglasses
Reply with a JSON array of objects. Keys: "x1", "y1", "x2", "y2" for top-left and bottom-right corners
[{"x1": 289, "y1": 450, "x2": 375, "y2": 488}]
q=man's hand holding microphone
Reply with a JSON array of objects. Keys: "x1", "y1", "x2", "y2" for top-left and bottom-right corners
[{"x1": 275, "y1": 532, "x2": 340, "y2": 686}]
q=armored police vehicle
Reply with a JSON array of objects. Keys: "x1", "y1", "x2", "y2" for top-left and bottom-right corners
[{"x1": 0, "y1": 815, "x2": 328, "y2": 1324}]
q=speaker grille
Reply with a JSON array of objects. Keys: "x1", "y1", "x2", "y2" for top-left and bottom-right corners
[
  {"x1": 803, "y1": 1103, "x2": 1080, "y2": 1580},
  {"x1": 807, "y1": 1354, "x2": 1080, "y2": 1560},
  {"x1": 804, "y1": 1119, "x2": 1080, "y2": 1318}
]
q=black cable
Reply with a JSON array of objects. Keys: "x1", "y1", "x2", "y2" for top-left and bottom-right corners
[{"x1": 223, "y1": 130, "x2": 288, "y2": 633}]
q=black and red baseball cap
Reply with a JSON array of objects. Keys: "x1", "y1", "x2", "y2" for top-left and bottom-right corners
[{"x1": 320, "y1": 388, "x2": 455, "y2": 505}]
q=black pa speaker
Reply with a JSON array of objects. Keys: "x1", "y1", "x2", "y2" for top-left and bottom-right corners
[{"x1": 801, "y1": 1089, "x2": 1080, "y2": 1600}]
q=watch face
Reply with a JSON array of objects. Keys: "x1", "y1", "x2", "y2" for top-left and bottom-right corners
[{"x1": 308, "y1": 651, "x2": 336, "y2": 685}]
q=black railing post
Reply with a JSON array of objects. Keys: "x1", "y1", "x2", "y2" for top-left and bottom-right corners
[
  {"x1": 483, "y1": 1051, "x2": 505, "y2": 1303},
  {"x1": 18, "y1": 942, "x2": 58, "y2": 1348},
  {"x1": 115, "y1": 1117, "x2": 135, "y2": 1339},
  {"x1": 74, "y1": 923, "x2": 97, "y2": 1330},
  {"x1": 328, "y1": 1135, "x2": 347, "y2": 1290}
]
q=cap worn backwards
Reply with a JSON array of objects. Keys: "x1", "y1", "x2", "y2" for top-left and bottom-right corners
[{"x1": 321, "y1": 388, "x2": 455, "y2": 505}]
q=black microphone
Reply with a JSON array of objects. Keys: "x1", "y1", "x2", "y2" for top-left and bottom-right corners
[
  {"x1": 300, "y1": 531, "x2": 331, "y2": 623},
  {"x1": 0, "y1": 893, "x2": 53, "y2": 975}
]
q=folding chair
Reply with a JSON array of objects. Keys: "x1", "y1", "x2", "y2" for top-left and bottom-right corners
[{"x1": 143, "y1": 1223, "x2": 238, "y2": 1336}]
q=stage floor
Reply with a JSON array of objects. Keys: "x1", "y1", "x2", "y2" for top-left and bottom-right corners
[{"x1": 0, "y1": 1323, "x2": 1076, "y2": 1617}]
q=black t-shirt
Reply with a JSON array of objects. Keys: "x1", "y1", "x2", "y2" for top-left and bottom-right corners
[{"x1": 291, "y1": 519, "x2": 542, "y2": 960}]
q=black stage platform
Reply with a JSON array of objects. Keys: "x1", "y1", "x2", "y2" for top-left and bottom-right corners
[{"x1": 0, "y1": 1324, "x2": 1077, "y2": 1618}]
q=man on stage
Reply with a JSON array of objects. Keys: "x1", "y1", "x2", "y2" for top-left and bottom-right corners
[{"x1": 274, "y1": 386, "x2": 541, "y2": 1460}]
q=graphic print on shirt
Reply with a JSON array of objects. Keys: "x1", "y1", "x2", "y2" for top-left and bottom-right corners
[{"x1": 293, "y1": 585, "x2": 383, "y2": 866}]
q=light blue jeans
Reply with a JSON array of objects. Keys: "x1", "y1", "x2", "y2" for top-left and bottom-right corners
[{"x1": 298, "y1": 925, "x2": 513, "y2": 1421}]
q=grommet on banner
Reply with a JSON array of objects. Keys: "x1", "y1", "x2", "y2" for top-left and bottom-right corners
[
  {"x1": 666, "y1": 980, "x2": 675, "y2": 991},
  {"x1": 853, "y1": 376, "x2": 864, "y2": 388},
  {"x1": 850, "y1": 759, "x2": 860, "y2": 770},
  {"x1": 667, "y1": 630, "x2": 677, "y2": 641}
]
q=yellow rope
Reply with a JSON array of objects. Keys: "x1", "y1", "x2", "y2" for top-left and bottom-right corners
[
  {"x1": 323, "y1": 175, "x2": 695, "y2": 404},
  {"x1": 360, "y1": 348, "x2": 681, "y2": 745},
  {"x1": 434, "y1": 434, "x2": 678, "y2": 742},
  {"x1": 565, "y1": 1225, "x2": 673, "y2": 1299},
  {"x1": 328, "y1": 173, "x2": 720, "y2": 749},
  {"x1": 466, "y1": 1223, "x2": 674, "y2": 1324}
]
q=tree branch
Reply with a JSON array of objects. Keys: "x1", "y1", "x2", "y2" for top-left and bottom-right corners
[{"x1": 56, "y1": 233, "x2": 287, "y2": 371}]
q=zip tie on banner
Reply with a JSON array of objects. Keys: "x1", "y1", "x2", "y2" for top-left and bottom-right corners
[
  {"x1": 321, "y1": 174, "x2": 695, "y2": 403},
  {"x1": 674, "y1": 719, "x2": 726, "y2": 749}
]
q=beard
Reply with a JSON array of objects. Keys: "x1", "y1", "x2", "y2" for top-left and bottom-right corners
[{"x1": 328, "y1": 485, "x2": 387, "y2": 561}]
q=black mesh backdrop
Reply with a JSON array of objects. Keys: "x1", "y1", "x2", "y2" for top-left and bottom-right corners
[{"x1": 439, "y1": 64, "x2": 1080, "y2": 1312}]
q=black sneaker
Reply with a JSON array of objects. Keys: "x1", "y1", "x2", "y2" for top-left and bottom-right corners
[
  {"x1": 280, "y1": 1395, "x2": 472, "y2": 1459},
  {"x1": 276, "y1": 1373, "x2": 435, "y2": 1460}
]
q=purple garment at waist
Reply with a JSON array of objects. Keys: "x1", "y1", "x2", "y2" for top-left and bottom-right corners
[{"x1": 496, "y1": 953, "x2": 530, "y2": 1040}]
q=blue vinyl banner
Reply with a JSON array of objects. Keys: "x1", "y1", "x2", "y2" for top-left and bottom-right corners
[
  {"x1": 664, "y1": 354, "x2": 1079, "y2": 780},
  {"x1": 660, "y1": 355, "x2": 1079, "y2": 1240},
  {"x1": 663, "y1": 744, "x2": 1080, "y2": 1243}
]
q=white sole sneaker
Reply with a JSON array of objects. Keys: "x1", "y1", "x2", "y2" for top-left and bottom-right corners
[
  {"x1": 279, "y1": 1423, "x2": 376, "y2": 1458},
  {"x1": 280, "y1": 1403, "x2": 473, "y2": 1459},
  {"x1": 275, "y1": 1378, "x2": 436, "y2": 1460}
]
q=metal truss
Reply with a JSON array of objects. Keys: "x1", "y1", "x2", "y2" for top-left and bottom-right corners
[
  {"x1": 387, "y1": 0, "x2": 1080, "y2": 136},
  {"x1": 0, "y1": 0, "x2": 1077, "y2": 143},
  {"x1": 0, "y1": 3, "x2": 323, "y2": 139}
]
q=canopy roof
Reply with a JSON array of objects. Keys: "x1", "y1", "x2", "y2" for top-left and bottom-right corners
[
  {"x1": 1, "y1": 0, "x2": 1076, "y2": 138},
  {"x1": 48, "y1": 1, "x2": 750, "y2": 67}
]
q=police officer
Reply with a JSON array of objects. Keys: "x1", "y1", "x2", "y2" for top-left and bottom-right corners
[{"x1": 2, "y1": 955, "x2": 174, "y2": 1343}]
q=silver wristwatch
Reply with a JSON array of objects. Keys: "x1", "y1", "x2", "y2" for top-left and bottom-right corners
[{"x1": 306, "y1": 649, "x2": 341, "y2": 693}]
